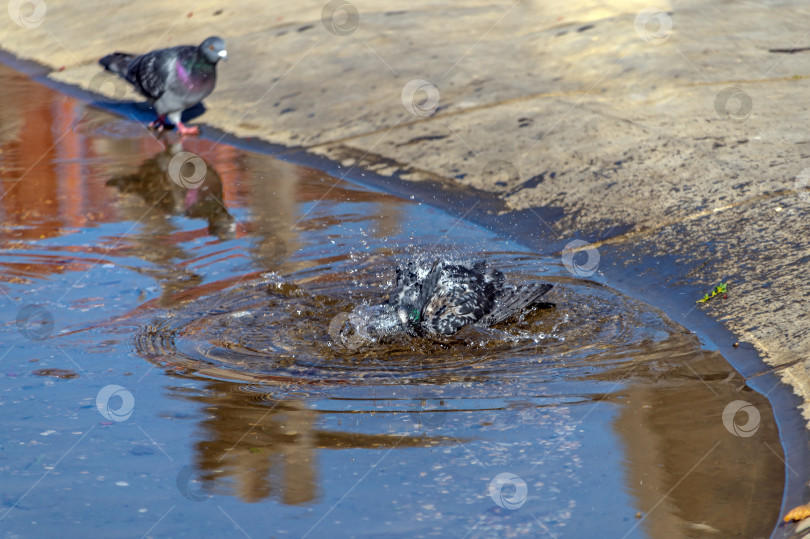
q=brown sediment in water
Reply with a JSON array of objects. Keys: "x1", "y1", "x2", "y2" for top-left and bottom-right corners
[{"x1": 31, "y1": 368, "x2": 79, "y2": 379}]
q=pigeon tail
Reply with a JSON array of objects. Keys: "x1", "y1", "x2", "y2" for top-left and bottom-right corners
[{"x1": 99, "y1": 52, "x2": 135, "y2": 76}]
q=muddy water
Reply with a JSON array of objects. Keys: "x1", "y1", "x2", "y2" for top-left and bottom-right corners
[{"x1": 0, "y1": 63, "x2": 785, "y2": 538}]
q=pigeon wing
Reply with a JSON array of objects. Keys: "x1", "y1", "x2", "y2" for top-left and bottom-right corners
[
  {"x1": 420, "y1": 264, "x2": 497, "y2": 335},
  {"x1": 124, "y1": 47, "x2": 188, "y2": 100},
  {"x1": 391, "y1": 260, "x2": 441, "y2": 309},
  {"x1": 480, "y1": 282, "x2": 553, "y2": 326}
]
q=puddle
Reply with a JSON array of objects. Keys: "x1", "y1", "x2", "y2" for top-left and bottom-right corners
[
  {"x1": 136, "y1": 259, "x2": 657, "y2": 383},
  {"x1": 0, "y1": 62, "x2": 788, "y2": 537}
]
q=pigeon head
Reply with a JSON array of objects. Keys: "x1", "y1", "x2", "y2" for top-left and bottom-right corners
[
  {"x1": 199, "y1": 36, "x2": 227, "y2": 63},
  {"x1": 334, "y1": 304, "x2": 407, "y2": 348}
]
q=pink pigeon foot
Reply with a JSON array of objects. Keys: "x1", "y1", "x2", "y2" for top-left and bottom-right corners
[
  {"x1": 176, "y1": 122, "x2": 200, "y2": 136},
  {"x1": 148, "y1": 115, "x2": 166, "y2": 131}
]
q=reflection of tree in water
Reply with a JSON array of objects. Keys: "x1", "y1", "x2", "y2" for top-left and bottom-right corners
[
  {"x1": 182, "y1": 381, "x2": 457, "y2": 504},
  {"x1": 606, "y1": 334, "x2": 784, "y2": 538},
  {"x1": 106, "y1": 140, "x2": 235, "y2": 240}
]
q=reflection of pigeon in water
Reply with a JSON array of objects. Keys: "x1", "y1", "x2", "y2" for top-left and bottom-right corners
[
  {"x1": 341, "y1": 260, "x2": 553, "y2": 343},
  {"x1": 99, "y1": 36, "x2": 227, "y2": 135},
  {"x1": 105, "y1": 142, "x2": 235, "y2": 239}
]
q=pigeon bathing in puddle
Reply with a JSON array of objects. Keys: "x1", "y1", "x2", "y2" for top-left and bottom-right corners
[
  {"x1": 99, "y1": 36, "x2": 227, "y2": 135},
  {"x1": 335, "y1": 259, "x2": 553, "y2": 346}
]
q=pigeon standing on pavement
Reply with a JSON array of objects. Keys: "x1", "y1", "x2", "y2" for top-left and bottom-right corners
[{"x1": 99, "y1": 36, "x2": 227, "y2": 135}]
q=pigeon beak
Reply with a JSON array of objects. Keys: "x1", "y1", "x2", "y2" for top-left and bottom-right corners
[{"x1": 218, "y1": 50, "x2": 228, "y2": 62}]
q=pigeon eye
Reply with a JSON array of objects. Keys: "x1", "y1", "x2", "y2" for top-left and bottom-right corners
[{"x1": 209, "y1": 45, "x2": 214, "y2": 50}]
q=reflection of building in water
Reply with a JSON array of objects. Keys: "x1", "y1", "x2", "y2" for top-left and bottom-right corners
[
  {"x1": 0, "y1": 62, "x2": 406, "y2": 280},
  {"x1": 186, "y1": 381, "x2": 456, "y2": 504},
  {"x1": 609, "y1": 335, "x2": 783, "y2": 538},
  {"x1": 0, "y1": 64, "x2": 119, "y2": 243}
]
